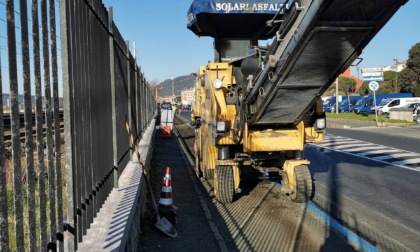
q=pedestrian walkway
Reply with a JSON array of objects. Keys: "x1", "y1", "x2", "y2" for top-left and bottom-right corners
[{"x1": 139, "y1": 127, "x2": 223, "y2": 251}]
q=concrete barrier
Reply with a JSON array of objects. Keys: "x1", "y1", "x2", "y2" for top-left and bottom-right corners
[
  {"x1": 389, "y1": 110, "x2": 413, "y2": 122},
  {"x1": 77, "y1": 118, "x2": 156, "y2": 251}
]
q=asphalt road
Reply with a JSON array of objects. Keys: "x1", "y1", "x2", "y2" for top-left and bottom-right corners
[
  {"x1": 139, "y1": 114, "x2": 361, "y2": 251},
  {"x1": 327, "y1": 126, "x2": 420, "y2": 152},
  {"x1": 173, "y1": 112, "x2": 420, "y2": 251},
  {"x1": 309, "y1": 125, "x2": 420, "y2": 251}
]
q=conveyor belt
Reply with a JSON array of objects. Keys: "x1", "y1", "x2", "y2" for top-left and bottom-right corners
[{"x1": 249, "y1": 0, "x2": 408, "y2": 125}]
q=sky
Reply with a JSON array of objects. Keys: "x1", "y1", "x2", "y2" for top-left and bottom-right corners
[
  {"x1": 102, "y1": 0, "x2": 420, "y2": 83},
  {"x1": 0, "y1": 0, "x2": 419, "y2": 94}
]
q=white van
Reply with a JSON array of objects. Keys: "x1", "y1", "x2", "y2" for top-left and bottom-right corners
[{"x1": 379, "y1": 97, "x2": 420, "y2": 114}]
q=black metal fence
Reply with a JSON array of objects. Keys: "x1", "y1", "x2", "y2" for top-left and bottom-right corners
[{"x1": 0, "y1": 0, "x2": 156, "y2": 250}]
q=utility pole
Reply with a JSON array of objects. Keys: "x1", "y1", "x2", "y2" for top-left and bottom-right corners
[
  {"x1": 172, "y1": 77, "x2": 175, "y2": 102},
  {"x1": 393, "y1": 59, "x2": 399, "y2": 93},
  {"x1": 335, "y1": 78, "x2": 339, "y2": 114}
]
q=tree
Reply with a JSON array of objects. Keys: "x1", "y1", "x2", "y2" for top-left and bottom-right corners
[
  {"x1": 324, "y1": 76, "x2": 356, "y2": 96},
  {"x1": 149, "y1": 79, "x2": 160, "y2": 99},
  {"x1": 398, "y1": 42, "x2": 420, "y2": 95},
  {"x1": 380, "y1": 71, "x2": 398, "y2": 93},
  {"x1": 338, "y1": 76, "x2": 356, "y2": 95},
  {"x1": 399, "y1": 69, "x2": 418, "y2": 94},
  {"x1": 358, "y1": 82, "x2": 370, "y2": 96}
]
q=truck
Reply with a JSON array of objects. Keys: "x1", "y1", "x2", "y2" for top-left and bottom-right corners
[
  {"x1": 379, "y1": 97, "x2": 420, "y2": 115},
  {"x1": 338, "y1": 96, "x2": 361, "y2": 113},
  {"x1": 188, "y1": 0, "x2": 409, "y2": 204},
  {"x1": 354, "y1": 93, "x2": 413, "y2": 115},
  {"x1": 323, "y1": 96, "x2": 343, "y2": 112},
  {"x1": 327, "y1": 95, "x2": 361, "y2": 113}
]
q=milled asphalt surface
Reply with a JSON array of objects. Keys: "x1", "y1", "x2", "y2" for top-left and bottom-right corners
[{"x1": 139, "y1": 115, "x2": 363, "y2": 251}]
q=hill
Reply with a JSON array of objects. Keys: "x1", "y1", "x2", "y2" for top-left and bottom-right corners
[{"x1": 157, "y1": 75, "x2": 195, "y2": 97}]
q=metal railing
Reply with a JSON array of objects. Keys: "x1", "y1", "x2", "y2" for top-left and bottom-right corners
[{"x1": 0, "y1": 0, "x2": 156, "y2": 250}]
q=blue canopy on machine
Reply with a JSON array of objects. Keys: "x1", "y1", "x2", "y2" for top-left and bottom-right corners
[{"x1": 187, "y1": 0, "x2": 294, "y2": 39}]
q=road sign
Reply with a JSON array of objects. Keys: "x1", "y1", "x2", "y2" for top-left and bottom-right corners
[
  {"x1": 362, "y1": 67, "x2": 384, "y2": 82},
  {"x1": 361, "y1": 72, "x2": 383, "y2": 77},
  {"x1": 369, "y1": 81, "x2": 379, "y2": 92},
  {"x1": 363, "y1": 76, "x2": 384, "y2": 82},
  {"x1": 361, "y1": 67, "x2": 383, "y2": 73},
  {"x1": 369, "y1": 81, "x2": 380, "y2": 125}
]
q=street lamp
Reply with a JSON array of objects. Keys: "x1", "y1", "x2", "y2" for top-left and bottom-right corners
[
  {"x1": 393, "y1": 59, "x2": 399, "y2": 93},
  {"x1": 171, "y1": 77, "x2": 175, "y2": 100},
  {"x1": 155, "y1": 86, "x2": 162, "y2": 101}
]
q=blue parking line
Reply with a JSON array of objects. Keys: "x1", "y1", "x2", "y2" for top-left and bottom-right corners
[
  {"x1": 305, "y1": 200, "x2": 380, "y2": 252},
  {"x1": 274, "y1": 182, "x2": 379, "y2": 252}
]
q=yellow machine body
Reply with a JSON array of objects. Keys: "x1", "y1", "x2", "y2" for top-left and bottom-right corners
[{"x1": 192, "y1": 62, "x2": 325, "y2": 204}]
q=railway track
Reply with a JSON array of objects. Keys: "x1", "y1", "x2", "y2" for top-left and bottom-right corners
[
  {"x1": 2, "y1": 111, "x2": 64, "y2": 144},
  {"x1": 3, "y1": 123, "x2": 64, "y2": 144},
  {"x1": 2, "y1": 110, "x2": 64, "y2": 130}
]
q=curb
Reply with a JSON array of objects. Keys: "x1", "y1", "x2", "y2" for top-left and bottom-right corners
[{"x1": 327, "y1": 119, "x2": 416, "y2": 129}]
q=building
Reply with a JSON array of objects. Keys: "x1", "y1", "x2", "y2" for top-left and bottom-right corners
[
  {"x1": 340, "y1": 67, "x2": 363, "y2": 91},
  {"x1": 181, "y1": 87, "x2": 195, "y2": 105},
  {"x1": 382, "y1": 61, "x2": 406, "y2": 72}
]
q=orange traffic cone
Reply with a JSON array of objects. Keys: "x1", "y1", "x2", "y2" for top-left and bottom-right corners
[
  {"x1": 158, "y1": 167, "x2": 178, "y2": 225},
  {"x1": 159, "y1": 167, "x2": 173, "y2": 208},
  {"x1": 161, "y1": 126, "x2": 172, "y2": 138}
]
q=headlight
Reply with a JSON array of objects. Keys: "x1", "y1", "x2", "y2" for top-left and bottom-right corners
[
  {"x1": 315, "y1": 118, "x2": 326, "y2": 131},
  {"x1": 216, "y1": 120, "x2": 226, "y2": 132},
  {"x1": 212, "y1": 79, "x2": 223, "y2": 89}
]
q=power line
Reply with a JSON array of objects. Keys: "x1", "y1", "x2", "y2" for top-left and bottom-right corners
[
  {"x1": 0, "y1": 31, "x2": 62, "y2": 53},
  {"x1": 0, "y1": 0, "x2": 61, "y2": 40}
]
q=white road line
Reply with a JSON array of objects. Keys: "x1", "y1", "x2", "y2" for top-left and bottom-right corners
[
  {"x1": 359, "y1": 149, "x2": 402, "y2": 156},
  {"x1": 393, "y1": 158, "x2": 420, "y2": 165},
  {"x1": 318, "y1": 142, "x2": 368, "y2": 147},
  {"x1": 311, "y1": 134, "x2": 420, "y2": 171},
  {"x1": 375, "y1": 153, "x2": 420, "y2": 160},
  {"x1": 343, "y1": 146, "x2": 385, "y2": 152},
  {"x1": 333, "y1": 143, "x2": 373, "y2": 149},
  {"x1": 313, "y1": 145, "x2": 420, "y2": 172},
  {"x1": 323, "y1": 138, "x2": 362, "y2": 143}
]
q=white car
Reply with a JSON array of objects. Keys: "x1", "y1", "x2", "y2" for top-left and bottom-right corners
[
  {"x1": 371, "y1": 99, "x2": 393, "y2": 114},
  {"x1": 379, "y1": 98, "x2": 420, "y2": 115}
]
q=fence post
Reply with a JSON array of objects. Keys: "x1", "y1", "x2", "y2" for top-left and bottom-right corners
[
  {"x1": 126, "y1": 40, "x2": 133, "y2": 161},
  {"x1": 109, "y1": 7, "x2": 119, "y2": 190},
  {"x1": 0, "y1": 26, "x2": 8, "y2": 252},
  {"x1": 19, "y1": 0, "x2": 36, "y2": 250},
  {"x1": 60, "y1": 0, "x2": 76, "y2": 250},
  {"x1": 133, "y1": 42, "x2": 138, "y2": 143},
  {"x1": 6, "y1": 1, "x2": 25, "y2": 250}
]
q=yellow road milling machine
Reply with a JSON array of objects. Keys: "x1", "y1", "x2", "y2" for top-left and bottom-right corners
[{"x1": 187, "y1": 0, "x2": 409, "y2": 203}]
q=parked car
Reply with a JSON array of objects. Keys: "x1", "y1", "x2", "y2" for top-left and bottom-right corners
[
  {"x1": 388, "y1": 102, "x2": 420, "y2": 117},
  {"x1": 370, "y1": 98, "x2": 393, "y2": 114},
  {"x1": 414, "y1": 107, "x2": 420, "y2": 123},
  {"x1": 379, "y1": 98, "x2": 420, "y2": 115},
  {"x1": 354, "y1": 93, "x2": 413, "y2": 115}
]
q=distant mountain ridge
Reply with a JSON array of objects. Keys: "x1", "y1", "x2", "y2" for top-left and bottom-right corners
[{"x1": 157, "y1": 75, "x2": 195, "y2": 97}]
